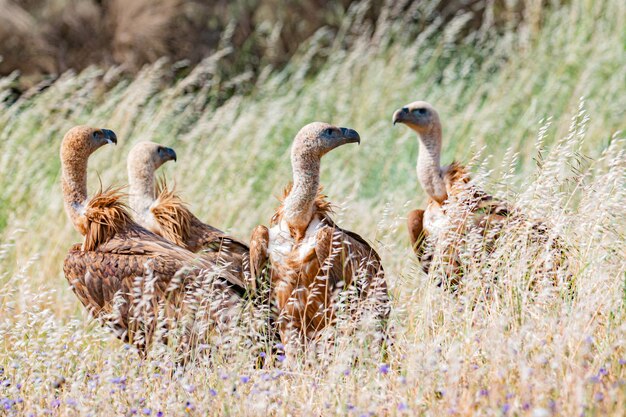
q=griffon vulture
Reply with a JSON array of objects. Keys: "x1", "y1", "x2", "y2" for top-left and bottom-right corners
[
  {"x1": 393, "y1": 101, "x2": 564, "y2": 283},
  {"x1": 249, "y1": 122, "x2": 389, "y2": 358},
  {"x1": 126, "y1": 141, "x2": 251, "y2": 288},
  {"x1": 61, "y1": 126, "x2": 246, "y2": 354}
]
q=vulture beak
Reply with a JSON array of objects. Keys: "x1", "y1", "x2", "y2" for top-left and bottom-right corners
[
  {"x1": 102, "y1": 129, "x2": 118, "y2": 145},
  {"x1": 165, "y1": 147, "x2": 177, "y2": 162},
  {"x1": 392, "y1": 107, "x2": 409, "y2": 126},
  {"x1": 339, "y1": 127, "x2": 361, "y2": 145}
]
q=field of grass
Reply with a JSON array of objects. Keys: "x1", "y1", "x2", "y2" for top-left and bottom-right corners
[{"x1": 0, "y1": 0, "x2": 625, "y2": 415}]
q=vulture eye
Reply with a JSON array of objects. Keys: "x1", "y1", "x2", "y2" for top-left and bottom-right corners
[
  {"x1": 415, "y1": 108, "x2": 428, "y2": 115},
  {"x1": 324, "y1": 128, "x2": 334, "y2": 136},
  {"x1": 92, "y1": 131, "x2": 102, "y2": 140},
  {"x1": 157, "y1": 146, "x2": 164, "y2": 155}
]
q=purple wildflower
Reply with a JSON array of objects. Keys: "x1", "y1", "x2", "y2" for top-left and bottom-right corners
[
  {"x1": 275, "y1": 343, "x2": 285, "y2": 350},
  {"x1": 2, "y1": 398, "x2": 13, "y2": 410},
  {"x1": 277, "y1": 354, "x2": 286, "y2": 363},
  {"x1": 343, "y1": 369, "x2": 350, "y2": 376},
  {"x1": 502, "y1": 403, "x2": 511, "y2": 414},
  {"x1": 157, "y1": 412, "x2": 164, "y2": 417},
  {"x1": 50, "y1": 399, "x2": 61, "y2": 408},
  {"x1": 378, "y1": 364, "x2": 390, "y2": 374},
  {"x1": 594, "y1": 392, "x2": 604, "y2": 402},
  {"x1": 142, "y1": 408, "x2": 151, "y2": 415},
  {"x1": 66, "y1": 398, "x2": 77, "y2": 407},
  {"x1": 549, "y1": 399, "x2": 557, "y2": 412},
  {"x1": 398, "y1": 402, "x2": 408, "y2": 411},
  {"x1": 209, "y1": 388, "x2": 217, "y2": 396},
  {"x1": 111, "y1": 376, "x2": 127, "y2": 385},
  {"x1": 240, "y1": 376, "x2": 250, "y2": 383},
  {"x1": 619, "y1": 358, "x2": 626, "y2": 366},
  {"x1": 479, "y1": 389, "x2": 489, "y2": 397},
  {"x1": 259, "y1": 352, "x2": 266, "y2": 358},
  {"x1": 598, "y1": 367, "x2": 608, "y2": 376},
  {"x1": 185, "y1": 384, "x2": 195, "y2": 393}
]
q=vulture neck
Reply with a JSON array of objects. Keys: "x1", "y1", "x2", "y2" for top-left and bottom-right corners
[
  {"x1": 128, "y1": 165, "x2": 156, "y2": 222},
  {"x1": 283, "y1": 156, "x2": 320, "y2": 235},
  {"x1": 61, "y1": 154, "x2": 89, "y2": 234},
  {"x1": 416, "y1": 124, "x2": 448, "y2": 204}
]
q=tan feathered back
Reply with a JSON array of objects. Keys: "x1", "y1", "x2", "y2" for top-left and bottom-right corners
[{"x1": 151, "y1": 179, "x2": 193, "y2": 249}]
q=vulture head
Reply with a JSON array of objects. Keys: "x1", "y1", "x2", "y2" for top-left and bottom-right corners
[
  {"x1": 291, "y1": 122, "x2": 360, "y2": 163},
  {"x1": 392, "y1": 101, "x2": 441, "y2": 137},
  {"x1": 127, "y1": 141, "x2": 177, "y2": 175},
  {"x1": 61, "y1": 126, "x2": 117, "y2": 163}
]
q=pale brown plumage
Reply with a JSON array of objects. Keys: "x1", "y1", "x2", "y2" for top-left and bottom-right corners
[
  {"x1": 249, "y1": 122, "x2": 389, "y2": 358},
  {"x1": 393, "y1": 101, "x2": 564, "y2": 284},
  {"x1": 127, "y1": 141, "x2": 251, "y2": 287},
  {"x1": 61, "y1": 127, "x2": 246, "y2": 355}
]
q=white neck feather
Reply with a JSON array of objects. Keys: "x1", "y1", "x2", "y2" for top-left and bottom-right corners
[
  {"x1": 128, "y1": 165, "x2": 156, "y2": 225},
  {"x1": 416, "y1": 127, "x2": 448, "y2": 203},
  {"x1": 283, "y1": 157, "x2": 320, "y2": 233}
]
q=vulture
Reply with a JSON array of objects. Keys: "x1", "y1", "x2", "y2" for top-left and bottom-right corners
[
  {"x1": 249, "y1": 122, "x2": 389, "y2": 358},
  {"x1": 126, "y1": 141, "x2": 251, "y2": 287},
  {"x1": 393, "y1": 101, "x2": 565, "y2": 283},
  {"x1": 61, "y1": 126, "x2": 247, "y2": 355}
]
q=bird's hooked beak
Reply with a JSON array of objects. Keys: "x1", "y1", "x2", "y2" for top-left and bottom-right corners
[
  {"x1": 164, "y1": 147, "x2": 177, "y2": 162},
  {"x1": 392, "y1": 107, "x2": 410, "y2": 126},
  {"x1": 102, "y1": 129, "x2": 117, "y2": 145},
  {"x1": 339, "y1": 127, "x2": 361, "y2": 145}
]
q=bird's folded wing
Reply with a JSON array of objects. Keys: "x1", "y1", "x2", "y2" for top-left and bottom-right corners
[{"x1": 314, "y1": 219, "x2": 384, "y2": 291}]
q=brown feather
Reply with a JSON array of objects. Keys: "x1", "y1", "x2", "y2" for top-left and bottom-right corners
[
  {"x1": 268, "y1": 186, "x2": 389, "y2": 350},
  {"x1": 82, "y1": 187, "x2": 133, "y2": 252},
  {"x1": 151, "y1": 178, "x2": 249, "y2": 256},
  {"x1": 151, "y1": 179, "x2": 193, "y2": 248},
  {"x1": 65, "y1": 189, "x2": 246, "y2": 355}
]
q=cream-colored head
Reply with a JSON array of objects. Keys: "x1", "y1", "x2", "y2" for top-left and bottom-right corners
[
  {"x1": 392, "y1": 101, "x2": 441, "y2": 138},
  {"x1": 60, "y1": 126, "x2": 118, "y2": 234},
  {"x1": 283, "y1": 122, "x2": 360, "y2": 234},
  {"x1": 291, "y1": 122, "x2": 361, "y2": 163},
  {"x1": 127, "y1": 141, "x2": 177, "y2": 177}
]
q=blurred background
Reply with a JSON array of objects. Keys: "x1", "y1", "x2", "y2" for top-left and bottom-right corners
[{"x1": 1, "y1": 0, "x2": 538, "y2": 91}]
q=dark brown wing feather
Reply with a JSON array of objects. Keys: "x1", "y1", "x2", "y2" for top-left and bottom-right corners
[
  {"x1": 64, "y1": 189, "x2": 245, "y2": 353},
  {"x1": 64, "y1": 225, "x2": 244, "y2": 351},
  {"x1": 315, "y1": 217, "x2": 387, "y2": 304},
  {"x1": 249, "y1": 225, "x2": 270, "y2": 288}
]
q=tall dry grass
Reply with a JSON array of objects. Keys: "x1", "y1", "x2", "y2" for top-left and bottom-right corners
[{"x1": 0, "y1": 0, "x2": 624, "y2": 415}]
